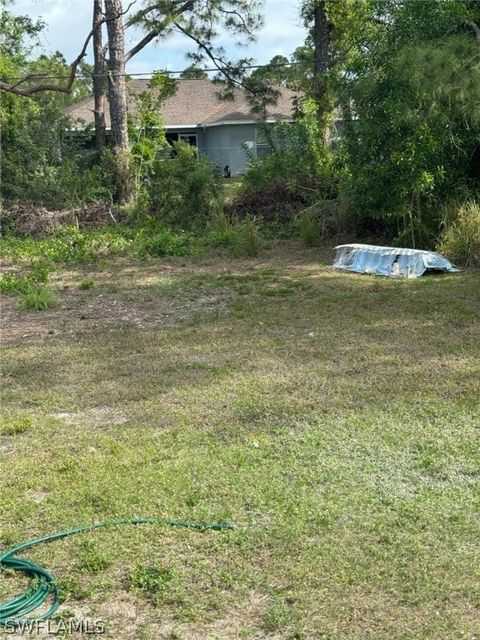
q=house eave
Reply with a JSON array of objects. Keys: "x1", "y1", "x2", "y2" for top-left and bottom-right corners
[
  {"x1": 69, "y1": 116, "x2": 295, "y2": 133},
  {"x1": 199, "y1": 118, "x2": 293, "y2": 128}
]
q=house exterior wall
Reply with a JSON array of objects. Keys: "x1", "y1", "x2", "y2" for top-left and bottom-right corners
[
  {"x1": 164, "y1": 123, "x2": 270, "y2": 175},
  {"x1": 202, "y1": 123, "x2": 258, "y2": 176}
]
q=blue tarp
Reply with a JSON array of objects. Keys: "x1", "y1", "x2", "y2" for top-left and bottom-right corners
[{"x1": 333, "y1": 244, "x2": 460, "y2": 279}]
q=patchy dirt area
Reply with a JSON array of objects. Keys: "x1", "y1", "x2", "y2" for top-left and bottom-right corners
[
  {"x1": 1, "y1": 260, "x2": 222, "y2": 346},
  {"x1": 1, "y1": 245, "x2": 332, "y2": 347}
]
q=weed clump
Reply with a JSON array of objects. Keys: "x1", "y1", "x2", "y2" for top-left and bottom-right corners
[
  {"x1": 128, "y1": 563, "x2": 176, "y2": 603},
  {"x1": 438, "y1": 201, "x2": 480, "y2": 267},
  {"x1": 20, "y1": 286, "x2": 57, "y2": 311},
  {"x1": 296, "y1": 209, "x2": 320, "y2": 247},
  {"x1": 231, "y1": 217, "x2": 261, "y2": 257},
  {"x1": 0, "y1": 415, "x2": 32, "y2": 436}
]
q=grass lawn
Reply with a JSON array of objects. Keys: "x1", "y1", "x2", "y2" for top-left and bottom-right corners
[{"x1": 1, "y1": 242, "x2": 479, "y2": 639}]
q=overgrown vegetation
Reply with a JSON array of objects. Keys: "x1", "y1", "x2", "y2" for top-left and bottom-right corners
[
  {"x1": 2, "y1": 1, "x2": 479, "y2": 259},
  {"x1": 229, "y1": 102, "x2": 338, "y2": 228},
  {"x1": 139, "y1": 143, "x2": 223, "y2": 229},
  {"x1": 232, "y1": 0, "x2": 480, "y2": 253}
]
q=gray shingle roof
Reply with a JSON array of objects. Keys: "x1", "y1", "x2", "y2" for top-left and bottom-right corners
[{"x1": 65, "y1": 78, "x2": 300, "y2": 128}]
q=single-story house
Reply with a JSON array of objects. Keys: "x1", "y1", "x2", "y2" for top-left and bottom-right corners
[{"x1": 65, "y1": 78, "x2": 300, "y2": 175}]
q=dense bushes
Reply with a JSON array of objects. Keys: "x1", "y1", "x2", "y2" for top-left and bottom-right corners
[
  {"x1": 243, "y1": 101, "x2": 333, "y2": 191},
  {"x1": 0, "y1": 87, "x2": 114, "y2": 208},
  {"x1": 131, "y1": 142, "x2": 223, "y2": 229},
  {"x1": 227, "y1": 2, "x2": 480, "y2": 250},
  {"x1": 337, "y1": 5, "x2": 480, "y2": 246},
  {"x1": 2, "y1": 1, "x2": 480, "y2": 260}
]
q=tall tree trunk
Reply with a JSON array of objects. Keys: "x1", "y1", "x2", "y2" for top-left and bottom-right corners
[
  {"x1": 312, "y1": 0, "x2": 330, "y2": 122},
  {"x1": 104, "y1": 0, "x2": 130, "y2": 201},
  {"x1": 92, "y1": 0, "x2": 107, "y2": 149}
]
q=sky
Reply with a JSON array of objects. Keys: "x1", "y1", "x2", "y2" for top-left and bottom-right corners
[{"x1": 10, "y1": 0, "x2": 307, "y2": 76}]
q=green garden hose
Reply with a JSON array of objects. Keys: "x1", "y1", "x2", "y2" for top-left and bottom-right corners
[{"x1": 0, "y1": 517, "x2": 234, "y2": 627}]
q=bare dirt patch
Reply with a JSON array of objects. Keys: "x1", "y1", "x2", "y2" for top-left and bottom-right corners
[{"x1": 1, "y1": 245, "x2": 328, "y2": 348}]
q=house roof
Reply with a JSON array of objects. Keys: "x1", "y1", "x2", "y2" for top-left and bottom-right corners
[{"x1": 64, "y1": 78, "x2": 300, "y2": 129}]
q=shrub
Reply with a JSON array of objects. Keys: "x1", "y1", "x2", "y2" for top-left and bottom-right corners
[
  {"x1": 20, "y1": 286, "x2": 57, "y2": 311},
  {"x1": 2, "y1": 125, "x2": 114, "y2": 209},
  {"x1": 230, "y1": 100, "x2": 339, "y2": 228},
  {"x1": 206, "y1": 214, "x2": 261, "y2": 257},
  {"x1": 207, "y1": 210, "x2": 238, "y2": 249},
  {"x1": 243, "y1": 102, "x2": 331, "y2": 189},
  {"x1": 438, "y1": 201, "x2": 480, "y2": 267},
  {"x1": 145, "y1": 142, "x2": 223, "y2": 229}
]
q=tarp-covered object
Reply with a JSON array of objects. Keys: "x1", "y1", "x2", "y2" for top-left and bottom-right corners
[{"x1": 333, "y1": 244, "x2": 460, "y2": 279}]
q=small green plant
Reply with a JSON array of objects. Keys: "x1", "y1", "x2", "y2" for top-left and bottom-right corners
[
  {"x1": 438, "y1": 201, "x2": 480, "y2": 267},
  {"x1": 0, "y1": 415, "x2": 32, "y2": 436},
  {"x1": 128, "y1": 563, "x2": 176, "y2": 603},
  {"x1": 19, "y1": 286, "x2": 57, "y2": 311},
  {"x1": 52, "y1": 608, "x2": 77, "y2": 622},
  {"x1": 262, "y1": 599, "x2": 289, "y2": 632},
  {"x1": 296, "y1": 208, "x2": 320, "y2": 247},
  {"x1": 79, "y1": 279, "x2": 95, "y2": 290},
  {"x1": 77, "y1": 539, "x2": 112, "y2": 573},
  {"x1": 231, "y1": 216, "x2": 261, "y2": 257},
  {"x1": 59, "y1": 576, "x2": 93, "y2": 602},
  {"x1": 0, "y1": 258, "x2": 52, "y2": 299},
  {"x1": 0, "y1": 273, "x2": 35, "y2": 295},
  {"x1": 81, "y1": 553, "x2": 111, "y2": 573}
]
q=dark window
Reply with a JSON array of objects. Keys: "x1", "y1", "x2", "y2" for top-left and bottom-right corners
[{"x1": 179, "y1": 134, "x2": 197, "y2": 147}]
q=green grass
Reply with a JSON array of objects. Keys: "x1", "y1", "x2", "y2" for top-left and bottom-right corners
[
  {"x1": 19, "y1": 286, "x2": 57, "y2": 311},
  {"x1": 0, "y1": 222, "x2": 261, "y2": 268},
  {"x1": 1, "y1": 243, "x2": 479, "y2": 639},
  {"x1": 0, "y1": 225, "x2": 207, "y2": 266}
]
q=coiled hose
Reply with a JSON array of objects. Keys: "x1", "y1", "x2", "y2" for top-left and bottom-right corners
[{"x1": 0, "y1": 517, "x2": 234, "y2": 627}]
